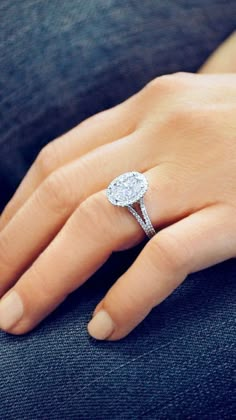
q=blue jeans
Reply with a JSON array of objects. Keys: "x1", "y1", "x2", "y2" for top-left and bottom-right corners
[{"x1": 0, "y1": 1, "x2": 235, "y2": 418}]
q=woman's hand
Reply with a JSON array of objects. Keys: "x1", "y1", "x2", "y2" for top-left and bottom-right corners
[{"x1": 0, "y1": 72, "x2": 236, "y2": 340}]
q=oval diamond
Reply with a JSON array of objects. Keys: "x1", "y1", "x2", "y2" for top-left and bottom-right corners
[{"x1": 106, "y1": 171, "x2": 148, "y2": 207}]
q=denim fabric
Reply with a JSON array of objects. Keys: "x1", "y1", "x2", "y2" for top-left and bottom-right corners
[{"x1": 0, "y1": 1, "x2": 235, "y2": 419}]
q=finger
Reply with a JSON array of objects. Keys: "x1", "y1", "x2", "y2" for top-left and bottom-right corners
[
  {"x1": 0, "y1": 164, "x2": 195, "y2": 335},
  {"x1": 0, "y1": 93, "x2": 140, "y2": 231},
  {"x1": 0, "y1": 188, "x2": 145, "y2": 334},
  {"x1": 0, "y1": 132, "x2": 156, "y2": 295},
  {"x1": 198, "y1": 31, "x2": 236, "y2": 74},
  {"x1": 87, "y1": 203, "x2": 236, "y2": 341}
]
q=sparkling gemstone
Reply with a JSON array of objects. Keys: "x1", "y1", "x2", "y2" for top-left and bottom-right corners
[{"x1": 106, "y1": 171, "x2": 148, "y2": 206}]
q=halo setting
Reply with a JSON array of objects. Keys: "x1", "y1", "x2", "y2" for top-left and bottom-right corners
[
  {"x1": 106, "y1": 171, "x2": 156, "y2": 239},
  {"x1": 106, "y1": 171, "x2": 148, "y2": 207}
]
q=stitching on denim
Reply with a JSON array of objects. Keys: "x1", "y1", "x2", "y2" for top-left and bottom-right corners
[{"x1": 80, "y1": 335, "x2": 182, "y2": 393}]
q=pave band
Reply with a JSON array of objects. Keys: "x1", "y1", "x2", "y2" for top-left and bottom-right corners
[
  {"x1": 106, "y1": 171, "x2": 156, "y2": 239},
  {"x1": 127, "y1": 196, "x2": 156, "y2": 239}
]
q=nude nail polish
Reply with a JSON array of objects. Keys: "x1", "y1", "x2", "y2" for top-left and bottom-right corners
[
  {"x1": 0, "y1": 291, "x2": 24, "y2": 330},
  {"x1": 87, "y1": 309, "x2": 115, "y2": 340}
]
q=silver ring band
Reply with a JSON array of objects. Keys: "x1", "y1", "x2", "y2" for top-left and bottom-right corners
[{"x1": 106, "y1": 171, "x2": 156, "y2": 239}]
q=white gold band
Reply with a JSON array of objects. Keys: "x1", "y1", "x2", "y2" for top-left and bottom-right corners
[{"x1": 127, "y1": 197, "x2": 156, "y2": 239}]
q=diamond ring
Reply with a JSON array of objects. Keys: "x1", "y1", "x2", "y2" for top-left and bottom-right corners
[{"x1": 106, "y1": 171, "x2": 156, "y2": 239}]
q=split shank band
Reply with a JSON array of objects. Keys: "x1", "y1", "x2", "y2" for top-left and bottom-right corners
[{"x1": 106, "y1": 171, "x2": 156, "y2": 239}]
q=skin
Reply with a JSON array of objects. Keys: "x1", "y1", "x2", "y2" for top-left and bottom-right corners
[
  {"x1": 199, "y1": 31, "x2": 236, "y2": 73},
  {"x1": 0, "y1": 34, "x2": 235, "y2": 340}
]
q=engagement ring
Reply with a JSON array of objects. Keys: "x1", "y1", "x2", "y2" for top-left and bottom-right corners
[{"x1": 106, "y1": 171, "x2": 156, "y2": 239}]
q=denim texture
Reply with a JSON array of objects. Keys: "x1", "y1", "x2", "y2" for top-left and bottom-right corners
[{"x1": 0, "y1": 1, "x2": 235, "y2": 419}]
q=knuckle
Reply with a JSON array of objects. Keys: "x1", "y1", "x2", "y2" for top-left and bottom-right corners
[
  {"x1": 143, "y1": 72, "x2": 190, "y2": 96},
  {"x1": 0, "y1": 210, "x2": 11, "y2": 229},
  {"x1": 30, "y1": 263, "x2": 66, "y2": 299},
  {"x1": 73, "y1": 192, "x2": 114, "y2": 240},
  {"x1": 148, "y1": 230, "x2": 190, "y2": 275},
  {"x1": 0, "y1": 233, "x2": 14, "y2": 275},
  {"x1": 143, "y1": 75, "x2": 170, "y2": 93},
  {"x1": 80, "y1": 109, "x2": 111, "y2": 126},
  {"x1": 166, "y1": 72, "x2": 195, "y2": 86},
  {"x1": 171, "y1": 71, "x2": 194, "y2": 80},
  {"x1": 163, "y1": 106, "x2": 202, "y2": 132},
  {"x1": 0, "y1": 199, "x2": 20, "y2": 229},
  {"x1": 37, "y1": 169, "x2": 75, "y2": 214},
  {"x1": 36, "y1": 143, "x2": 61, "y2": 178},
  {"x1": 165, "y1": 107, "x2": 190, "y2": 126},
  {"x1": 75, "y1": 192, "x2": 105, "y2": 229}
]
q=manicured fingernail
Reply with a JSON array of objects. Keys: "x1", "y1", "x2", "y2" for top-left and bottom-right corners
[
  {"x1": 0, "y1": 291, "x2": 24, "y2": 330},
  {"x1": 87, "y1": 309, "x2": 115, "y2": 340}
]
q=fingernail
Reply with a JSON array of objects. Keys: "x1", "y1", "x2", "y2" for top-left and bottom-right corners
[
  {"x1": 87, "y1": 309, "x2": 115, "y2": 340},
  {"x1": 0, "y1": 291, "x2": 24, "y2": 330}
]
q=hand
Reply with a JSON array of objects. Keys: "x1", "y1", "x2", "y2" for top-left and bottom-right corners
[{"x1": 0, "y1": 72, "x2": 236, "y2": 340}]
